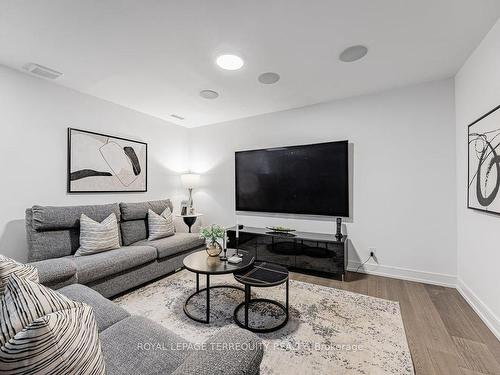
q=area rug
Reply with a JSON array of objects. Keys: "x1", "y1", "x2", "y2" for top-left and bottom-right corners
[{"x1": 114, "y1": 270, "x2": 414, "y2": 375}]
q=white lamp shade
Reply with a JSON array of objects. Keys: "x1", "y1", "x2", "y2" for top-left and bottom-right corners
[{"x1": 181, "y1": 173, "x2": 200, "y2": 188}]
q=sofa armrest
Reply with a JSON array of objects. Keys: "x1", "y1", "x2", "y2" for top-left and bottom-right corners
[
  {"x1": 172, "y1": 327, "x2": 263, "y2": 375},
  {"x1": 29, "y1": 257, "x2": 77, "y2": 288}
]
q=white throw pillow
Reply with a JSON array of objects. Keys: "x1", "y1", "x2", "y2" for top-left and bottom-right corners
[
  {"x1": 75, "y1": 213, "x2": 120, "y2": 256},
  {"x1": 148, "y1": 208, "x2": 175, "y2": 240},
  {"x1": 0, "y1": 254, "x2": 39, "y2": 294},
  {"x1": 0, "y1": 274, "x2": 106, "y2": 374}
]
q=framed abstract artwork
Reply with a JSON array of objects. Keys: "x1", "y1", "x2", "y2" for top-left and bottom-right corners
[
  {"x1": 68, "y1": 128, "x2": 147, "y2": 193},
  {"x1": 468, "y1": 105, "x2": 500, "y2": 215}
]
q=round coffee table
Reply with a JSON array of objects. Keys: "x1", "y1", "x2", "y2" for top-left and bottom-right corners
[
  {"x1": 233, "y1": 261, "x2": 289, "y2": 333},
  {"x1": 183, "y1": 249, "x2": 254, "y2": 324}
]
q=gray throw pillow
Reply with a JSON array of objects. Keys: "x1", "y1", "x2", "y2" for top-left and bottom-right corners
[
  {"x1": 0, "y1": 274, "x2": 106, "y2": 374},
  {"x1": 148, "y1": 208, "x2": 175, "y2": 240},
  {"x1": 75, "y1": 213, "x2": 120, "y2": 256}
]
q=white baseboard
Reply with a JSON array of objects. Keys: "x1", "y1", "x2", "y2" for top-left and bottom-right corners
[
  {"x1": 347, "y1": 262, "x2": 500, "y2": 340},
  {"x1": 346, "y1": 261, "x2": 457, "y2": 287},
  {"x1": 456, "y1": 278, "x2": 500, "y2": 341}
]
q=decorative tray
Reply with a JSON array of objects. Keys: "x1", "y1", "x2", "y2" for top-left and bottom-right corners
[{"x1": 265, "y1": 226, "x2": 296, "y2": 233}]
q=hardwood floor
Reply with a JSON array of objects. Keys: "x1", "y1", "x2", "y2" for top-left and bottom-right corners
[{"x1": 289, "y1": 271, "x2": 500, "y2": 375}]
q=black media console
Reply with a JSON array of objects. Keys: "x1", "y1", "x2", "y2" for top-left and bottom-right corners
[{"x1": 227, "y1": 226, "x2": 347, "y2": 280}]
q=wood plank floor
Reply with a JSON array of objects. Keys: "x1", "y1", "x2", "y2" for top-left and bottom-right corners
[{"x1": 289, "y1": 271, "x2": 500, "y2": 375}]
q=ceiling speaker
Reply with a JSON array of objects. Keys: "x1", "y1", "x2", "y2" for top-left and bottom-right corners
[
  {"x1": 339, "y1": 46, "x2": 368, "y2": 62},
  {"x1": 258, "y1": 72, "x2": 280, "y2": 84},
  {"x1": 199, "y1": 90, "x2": 219, "y2": 99}
]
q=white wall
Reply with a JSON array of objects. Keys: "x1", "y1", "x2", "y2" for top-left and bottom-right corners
[
  {"x1": 455, "y1": 19, "x2": 500, "y2": 338},
  {"x1": 0, "y1": 65, "x2": 190, "y2": 262},
  {"x1": 0, "y1": 65, "x2": 459, "y2": 288},
  {"x1": 190, "y1": 79, "x2": 457, "y2": 286}
]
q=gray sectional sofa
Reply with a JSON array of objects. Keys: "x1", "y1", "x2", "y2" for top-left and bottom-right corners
[
  {"x1": 57, "y1": 283, "x2": 263, "y2": 375},
  {"x1": 23, "y1": 198, "x2": 264, "y2": 374},
  {"x1": 25, "y1": 199, "x2": 206, "y2": 297}
]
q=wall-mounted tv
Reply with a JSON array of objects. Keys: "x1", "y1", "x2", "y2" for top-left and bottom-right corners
[{"x1": 235, "y1": 140, "x2": 349, "y2": 217}]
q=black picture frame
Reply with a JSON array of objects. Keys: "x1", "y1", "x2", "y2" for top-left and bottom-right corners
[
  {"x1": 67, "y1": 128, "x2": 148, "y2": 193},
  {"x1": 467, "y1": 104, "x2": 500, "y2": 215}
]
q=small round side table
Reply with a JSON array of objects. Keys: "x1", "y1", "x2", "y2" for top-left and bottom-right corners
[
  {"x1": 176, "y1": 213, "x2": 203, "y2": 233},
  {"x1": 233, "y1": 261, "x2": 289, "y2": 333}
]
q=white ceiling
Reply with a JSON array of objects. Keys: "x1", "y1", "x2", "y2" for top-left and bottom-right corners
[{"x1": 1, "y1": 1, "x2": 499, "y2": 128}]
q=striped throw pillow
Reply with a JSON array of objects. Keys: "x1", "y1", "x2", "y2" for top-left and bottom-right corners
[
  {"x1": 148, "y1": 208, "x2": 175, "y2": 240},
  {"x1": 0, "y1": 254, "x2": 39, "y2": 294},
  {"x1": 0, "y1": 274, "x2": 106, "y2": 374},
  {"x1": 75, "y1": 213, "x2": 120, "y2": 256}
]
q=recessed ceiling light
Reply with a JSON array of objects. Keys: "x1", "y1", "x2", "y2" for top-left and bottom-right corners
[
  {"x1": 216, "y1": 54, "x2": 244, "y2": 70},
  {"x1": 339, "y1": 45, "x2": 368, "y2": 62},
  {"x1": 199, "y1": 89, "x2": 219, "y2": 99},
  {"x1": 258, "y1": 72, "x2": 280, "y2": 84},
  {"x1": 170, "y1": 114, "x2": 184, "y2": 120}
]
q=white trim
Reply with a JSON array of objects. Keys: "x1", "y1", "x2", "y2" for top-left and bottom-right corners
[
  {"x1": 347, "y1": 262, "x2": 500, "y2": 340},
  {"x1": 346, "y1": 261, "x2": 457, "y2": 287},
  {"x1": 456, "y1": 278, "x2": 500, "y2": 341}
]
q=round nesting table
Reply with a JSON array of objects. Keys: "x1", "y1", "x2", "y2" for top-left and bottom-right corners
[
  {"x1": 233, "y1": 261, "x2": 289, "y2": 333},
  {"x1": 183, "y1": 249, "x2": 254, "y2": 324}
]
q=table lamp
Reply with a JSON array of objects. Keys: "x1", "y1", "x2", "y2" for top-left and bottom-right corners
[{"x1": 181, "y1": 173, "x2": 200, "y2": 214}]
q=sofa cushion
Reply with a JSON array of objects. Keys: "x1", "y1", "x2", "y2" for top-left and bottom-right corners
[
  {"x1": 120, "y1": 199, "x2": 173, "y2": 221},
  {"x1": 32, "y1": 203, "x2": 121, "y2": 231},
  {"x1": 134, "y1": 233, "x2": 205, "y2": 259},
  {"x1": 70, "y1": 245, "x2": 157, "y2": 284},
  {"x1": 120, "y1": 199, "x2": 175, "y2": 246},
  {"x1": 26, "y1": 208, "x2": 80, "y2": 261},
  {"x1": 171, "y1": 327, "x2": 264, "y2": 375},
  {"x1": 29, "y1": 257, "x2": 77, "y2": 286},
  {"x1": 26, "y1": 204, "x2": 122, "y2": 261},
  {"x1": 121, "y1": 219, "x2": 148, "y2": 246},
  {"x1": 100, "y1": 316, "x2": 190, "y2": 375},
  {"x1": 58, "y1": 283, "x2": 130, "y2": 332}
]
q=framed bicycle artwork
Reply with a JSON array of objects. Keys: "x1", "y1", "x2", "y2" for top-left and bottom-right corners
[{"x1": 468, "y1": 105, "x2": 500, "y2": 215}]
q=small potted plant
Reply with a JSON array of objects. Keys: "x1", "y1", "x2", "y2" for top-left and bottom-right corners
[{"x1": 199, "y1": 224, "x2": 225, "y2": 257}]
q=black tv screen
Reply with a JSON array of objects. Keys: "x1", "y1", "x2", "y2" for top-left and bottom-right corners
[{"x1": 235, "y1": 140, "x2": 349, "y2": 217}]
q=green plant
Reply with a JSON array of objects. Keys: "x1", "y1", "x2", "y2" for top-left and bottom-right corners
[{"x1": 199, "y1": 224, "x2": 225, "y2": 245}]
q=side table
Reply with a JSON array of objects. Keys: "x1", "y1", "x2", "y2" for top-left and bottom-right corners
[
  {"x1": 176, "y1": 213, "x2": 203, "y2": 233},
  {"x1": 233, "y1": 261, "x2": 289, "y2": 333}
]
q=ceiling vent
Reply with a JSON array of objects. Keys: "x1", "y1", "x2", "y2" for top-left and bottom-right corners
[{"x1": 23, "y1": 63, "x2": 62, "y2": 80}]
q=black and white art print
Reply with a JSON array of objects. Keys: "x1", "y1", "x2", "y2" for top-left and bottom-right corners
[
  {"x1": 68, "y1": 128, "x2": 147, "y2": 193},
  {"x1": 468, "y1": 105, "x2": 500, "y2": 215}
]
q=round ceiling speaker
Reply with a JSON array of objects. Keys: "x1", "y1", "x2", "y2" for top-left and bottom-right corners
[
  {"x1": 258, "y1": 72, "x2": 280, "y2": 84},
  {"x1": 199, "y1": 90, "x2": 219, "y2": 99},
  {"x1": 339, "y1": 45, "x2": 368, "y2": 62}
]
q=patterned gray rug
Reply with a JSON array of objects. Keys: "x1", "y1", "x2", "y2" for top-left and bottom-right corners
[{"x1": 114, "y1": 270, "x2": 414, "y2": 375}]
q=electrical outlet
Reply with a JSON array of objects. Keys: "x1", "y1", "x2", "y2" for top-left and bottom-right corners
[{"x1": 369, "y1": 247, "x2": 376, "y2": 257}]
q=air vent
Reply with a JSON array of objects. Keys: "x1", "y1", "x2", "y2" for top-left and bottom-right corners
[
  {"x1": 23, "y1": 63, "x2": 62, "y2": 80},
  {"x1": 170, "y1": 114, "x2": 185, "y2": 120}
]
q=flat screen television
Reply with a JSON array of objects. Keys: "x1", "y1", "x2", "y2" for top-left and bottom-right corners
[{"x1": 235, "y1": 140, "x2": 349, "y2": 217}]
